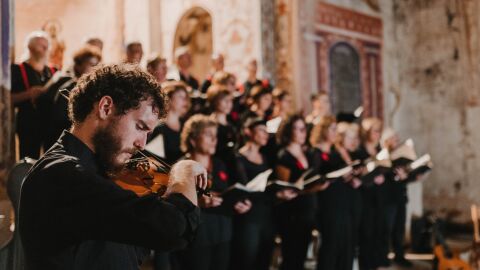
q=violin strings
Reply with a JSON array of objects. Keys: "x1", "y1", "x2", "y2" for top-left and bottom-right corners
[{"x1": 136, "y1": 150, "x2": 171, "y2": 173}]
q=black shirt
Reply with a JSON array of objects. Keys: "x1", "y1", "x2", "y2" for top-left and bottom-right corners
[
  {"x1": 179, "y1": 71, "x2": 199, "y2": 90},
  {"x1": 19, "y1": 131, "x2": 200, "y2": 270},
  {"x1": 234, "y1": 153, "x2": 273, "y2": 223},
  {"x1": 11, "y1": 62, "x2": 55, "y2": 132},
  {"x1": 148, "y1": 122, "x2": 183, "y2": 165},
  {"x1": 44, "y1": 75, "x2": 77, "y2": 150}
]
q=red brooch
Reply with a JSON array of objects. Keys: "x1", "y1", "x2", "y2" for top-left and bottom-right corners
[
  {"x1": 261, "y1": 79, "x2": 270, "y2": 88},
  {"x1": 230, "y1": 111, "x2": 239, "y2": 121},
  {"x1": 321, "y1": 152, "x2": 330, "y2": 161},
  {"x1": 218, "y1": 171, "x2": 228, "y2": 182},
  {"x1": 296, "y1": 160, "x2": 305, "y2": 170}
]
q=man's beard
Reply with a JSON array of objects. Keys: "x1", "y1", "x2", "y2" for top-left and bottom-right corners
[{"x1": 92, "y1": 119, "x2": 126, "y2": 174}]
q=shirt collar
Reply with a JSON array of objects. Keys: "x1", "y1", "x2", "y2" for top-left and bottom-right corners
[{"x1": 57, "y1": 130, "x2": 100, "y2": 174}]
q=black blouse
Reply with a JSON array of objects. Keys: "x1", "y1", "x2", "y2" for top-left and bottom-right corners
[
  {"x1": 275, "y1": 148, "x2": 317, "y2": 221},
  {"x1": 148, "y1": 122, "x2": 183, "y2": 165},
  {"x1": 186, "y1": 156, "x2": 233, "y2": 247},
  {"x1": 234, "y1": 153, "x2": 273, "y2": 223},
  {"x1": 310, "y1": 146, "x2": 353, "y2": 221}
]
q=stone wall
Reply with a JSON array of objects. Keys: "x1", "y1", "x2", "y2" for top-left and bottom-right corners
[{"x1": 380, "y1": 0, "x2": 480, "y2": 221}]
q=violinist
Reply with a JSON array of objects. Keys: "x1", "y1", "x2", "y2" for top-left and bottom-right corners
[
  {"x1": 274, "y1": 114, "x2": 317, "y2": 270},
  {"x1": 174, "y1": 114, "x2": 251, "y2": 270},
  {"x1": 309, "y1": 116, "x2": 355, "y2": 270},
  {"x1": 230, "y1": 117, "x2": 275, "y2": 270},
  {"x1": 19, "y1": 64, "x2": 207, "y2": 270}
]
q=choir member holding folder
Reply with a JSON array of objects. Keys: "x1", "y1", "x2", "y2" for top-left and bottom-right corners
[
  {"x1": 357, "y1": 117, "x2": 389, "y2": 269},
  {"x1": 274, "y1": 114, "x2": 319, "y2": 270},
  {"x1": 147, "y1": 81, "x2": 190, "y2": 164},
  {"x1": 309, "y1": 115, "x2": 356, "y2": 270},
  {"x1": 175, "y1": 114, "x2": 250, "y2": 270},
  {"x1": 146, "y1": 81, "x2": 190, "y2": 270},
  {"x1": 230, "y1": 117, "x2": 276, "y2": 270}
]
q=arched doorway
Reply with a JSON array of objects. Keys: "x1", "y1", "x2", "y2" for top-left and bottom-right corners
[
  {"x1": 328, "y1": 42, "x2": 362, "y2": 115},
  {"x1": 173, "y1": 7, "x2": 213, "y2": 83}
]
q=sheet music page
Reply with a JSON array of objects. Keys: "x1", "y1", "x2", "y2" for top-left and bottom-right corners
[
  {"x1": 246, "y1": 169, "x2": 272, "y2": 192},
  {"x1": 145, "y1": 134, "x2": 165, "y2": 158}
]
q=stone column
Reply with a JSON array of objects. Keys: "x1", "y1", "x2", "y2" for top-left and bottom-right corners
[
  {"x1": 260, "y1": 0, "x2": 276, "y2": 84},
  {"x1": 0, "y1": 0, "x2": 14, "y2": 199}
]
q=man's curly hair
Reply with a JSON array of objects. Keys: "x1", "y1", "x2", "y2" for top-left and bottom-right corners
[{"x1": 68, "y1": 64, "x2": 165, "y2": 124}]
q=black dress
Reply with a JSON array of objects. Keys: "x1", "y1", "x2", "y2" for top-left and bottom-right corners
[
  {"x1": 175, "y1": 157, "x2": 233, "y2": 270},
  {"x1": 230, "y1": 153, "x2": 275, "y2": 270},
  {"x1": 148, "y1": 122, "x2": 183, "y2": 165},
  {"x1": 275, "y1": 148, "x2": 317, "y2": 270},
  {"x1": 352, "y1": 144, "x2": 389, "y2": 269},
  {"x1": 312, "y1": 145, "x2": 355, "y2": 270},
  {"x1": 215, "y1": 122, "x2": 237, "y2": 175}
]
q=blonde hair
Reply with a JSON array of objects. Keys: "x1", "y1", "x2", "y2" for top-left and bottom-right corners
[
  {"x1": 180, "y1": 114, "x2": 218, "y2": 153},
  {"x1": 206, "y1": 85, "x2": 231, "y2": 111},
  {"x1": 336, "y1": 122, "x2": 360, "y2": 148},
  {"x1": 361, "y1": 117, "x2": 382, "y2": 143},
  {"x1": 309, "y1": 115, "x2": 336, "y2": 146},
  {"x1": 212, "y1": 71, "x2": 235, "y2": 86}
]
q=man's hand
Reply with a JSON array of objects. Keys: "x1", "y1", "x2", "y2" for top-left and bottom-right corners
[{"x1": 166, "y1": 160, "x2": 207, "y2": 206}]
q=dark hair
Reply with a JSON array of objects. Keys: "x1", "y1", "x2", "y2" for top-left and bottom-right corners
[
  {"x1": 68, "y1": 64, "x2": 165, "y2": 124},
  {"x1": 212, "y1": 71, "x2": 235, "y2": 86},
  {"x1": 249, "y1": 85, "x2": 272, "y2": 104},
  {"x1": 126, "y1": 42, "x2": 142, "y2": 51},
  {"x1": 311, "y1": 90, "x2": 328, "y2": 101},
  {"x1": 73, "y1": 45, "x2": 102, "y2": 66},
  {"x1": 206, "y1": 85, "x2": 231, "y2": 111},
  {"x1": 161, "y1": 81, "x2": 188, "y2": 99},
  {"x1": 244, "y1": 117, "x2": 266, "y2": 130},
  {"x1": 272, "y1": 87, "x2": 289, "y2": 101},
  {"x1": 146, "y1": 55, "x2": 166, "y2": 71},
  {"x1": 276, "y1": 114, "x2": 305, "y2": 146}
]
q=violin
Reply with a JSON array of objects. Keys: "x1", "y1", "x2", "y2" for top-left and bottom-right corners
[{"x1": 112, "y1": 150, "x2": 211, "y2": 197}]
